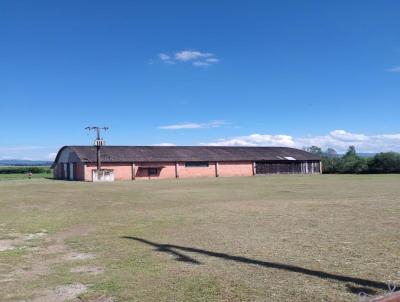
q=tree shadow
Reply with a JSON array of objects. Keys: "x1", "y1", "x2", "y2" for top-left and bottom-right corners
[{"x1": 122, "y1": 236, "x2": 389, "y2": 290}]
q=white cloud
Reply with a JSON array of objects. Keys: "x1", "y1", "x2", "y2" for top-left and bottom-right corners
[
  {"x1": 388, "y1": 66, "x2": 400, "y2": 72},
  {"x1": 159, "y1": 120, "x2": 226, "y2": 130},
  {"x1": 329, "y1": 130, "x2": 368, "y2": 142},
  {"x1": 174, "y1": 50, "x2": 213, "y2": 61},
  {"x1": 204, "y1": 130, "x2": 400, "y2": 153},
  {"x1": 157, "y1": 50, "x2": 218, "y2": 67}
]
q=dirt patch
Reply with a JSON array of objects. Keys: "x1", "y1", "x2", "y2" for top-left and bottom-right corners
[
  {"x1": 1, "y1": 225, "x2": 95, "y2": 298},
  {"x1": 32, "y1": 283, "x2": 87, "y2": 302},
  {"x1": 0, "y1": 239, "x2": 16, "y2": 252},
  {"x1": 0, "y1": 231, "x2": 48, "y2": 252},
  {"x1": 70, "y1": 265, "x2": 104, "y2": 275},
  {"x1": 24, "y1": 231, "x2": 47, "y2": 240}
]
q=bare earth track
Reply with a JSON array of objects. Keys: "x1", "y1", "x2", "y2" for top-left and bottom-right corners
[{"x1": 0, "y1": 175, "x2": 399, "y2": 301}]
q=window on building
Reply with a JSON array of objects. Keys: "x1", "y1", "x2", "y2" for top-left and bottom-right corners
[
  {"x1": 185, "y1": 161, "x2": 209, "y2": 167},
  {"x1": 148, "y1": 168, "x2": 158, "y2": 176}
]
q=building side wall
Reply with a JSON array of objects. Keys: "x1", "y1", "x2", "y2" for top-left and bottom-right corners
[
  {"x1": 218, "y1": 161, "x2": 254, "y2": 177},
  {"x1": 59, "y1": 160, "x2": 321, "y2": 181}
]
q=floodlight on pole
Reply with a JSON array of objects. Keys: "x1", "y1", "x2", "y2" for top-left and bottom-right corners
[{"x1": 85, "y1": 126, "x2": 109, "y2": 170}]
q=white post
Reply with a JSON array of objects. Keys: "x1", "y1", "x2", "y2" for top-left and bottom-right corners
[
  {"x1": 175, "y1": 162, "x2": 179, "y2": 178},
  {"x1": 132, "y1": 163, "x2": 136, "y2": 180}
]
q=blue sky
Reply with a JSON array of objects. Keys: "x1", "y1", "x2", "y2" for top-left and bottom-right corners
[{"x1": 1, "y1": 0, "x2": 400, "y2": 160}]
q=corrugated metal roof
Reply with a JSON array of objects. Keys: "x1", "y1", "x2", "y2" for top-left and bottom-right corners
[{"x1": 53, "y1": 146, "x2": 320, "y2": 164}]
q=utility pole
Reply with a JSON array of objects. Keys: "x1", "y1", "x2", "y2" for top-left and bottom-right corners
[{"x1": 85, "y1": 126, "x2": 109, "y2": 170}]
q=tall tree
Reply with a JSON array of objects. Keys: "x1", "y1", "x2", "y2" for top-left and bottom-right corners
[
  {"x1": 325, "y1": 148, "x2": 338, "y2": 157},
  {"x1": 307, "y1": 146, "x2": 322, "y2": 155}
]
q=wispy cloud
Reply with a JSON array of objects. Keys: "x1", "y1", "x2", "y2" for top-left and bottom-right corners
[
  {"x1": 159, "y1": 120, "x2": 226, "y2": 130},
  {"x1": 203, "y1": 130, "x2": 400, "y2": 153},
  {"x1": 158, "y1": 53, "x2": 175, "y2": 64},
  {"x1": 154, "y1": 143, "x2": 176, "y2": 146},
  {"x1": 0, "y1": 146, "x2": 44, "y2": 151},
  {"x1": 193, "y1": 61, "x2": 212, "y2": 67},
  {"x1": 159, "y1": 53, "x2": 170, "y2": 61},
  {"x1": 157, "y1": 50, "x2": 218, "y2": 67},
  {"x1": 388, "y1": 66, "x2": 400, "y2": 72},
  {"x1": 0, "y1": 145, "x2": 54, "y2": 161},
  {"x1": 47, "y1": 152, "x2": 57, "y2": 160}
]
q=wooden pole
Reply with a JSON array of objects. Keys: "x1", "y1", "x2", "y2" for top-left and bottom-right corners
[{"x1": 215, "y1": 162, "x2": 219, "y2": 177}]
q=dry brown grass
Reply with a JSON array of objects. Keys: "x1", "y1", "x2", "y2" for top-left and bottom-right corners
[{"x1": 0, "y1": 175, "x2": 399, "y2": 301}]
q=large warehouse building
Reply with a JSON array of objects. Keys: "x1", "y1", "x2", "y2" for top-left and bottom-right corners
[{"x1": 52, "y1": 146, "x2": 321, "y2": 181}]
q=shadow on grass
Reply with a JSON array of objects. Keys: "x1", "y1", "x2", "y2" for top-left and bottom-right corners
[{"x1": 122, "y1": 236, "x2": 388, "y2": 291}]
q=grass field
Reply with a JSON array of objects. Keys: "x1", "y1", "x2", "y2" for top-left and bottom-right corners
[{"x1": 0, "y1": 175, "x2": 399, "y2": 301}]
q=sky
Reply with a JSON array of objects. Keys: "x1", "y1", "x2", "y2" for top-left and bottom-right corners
[{"x1": 1, "y1": 0, "x2": 400, "y2": 160}]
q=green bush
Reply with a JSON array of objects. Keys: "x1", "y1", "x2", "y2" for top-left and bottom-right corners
[
  {"x1": 368, "y1": 152, "x2": 400, "y2": 173},
  {"x1": 0, "y1": 166, "x2": 52, "y2": 174}
]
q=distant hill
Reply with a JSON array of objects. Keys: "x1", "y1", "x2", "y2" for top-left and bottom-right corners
[
  {"x1": 357, "y1": 153, "x2": 377, "y2": 158},
  {"x1": 0, "y1": 159, "x2": 52, "y2": 166},
  {"x1": 325, "y1": 152, "x2": 377, "y2": 158}
]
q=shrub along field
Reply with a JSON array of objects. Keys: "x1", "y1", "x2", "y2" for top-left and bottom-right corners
[
  {"x1": 0, "y1": 175, "x2": 399, "y2": 301},
  {"x1": 307, "y1": 146, "x2": 400, "y2": 174},
  {"x1": 0, "y1": 166, "x2": 52, "y2": 180}
]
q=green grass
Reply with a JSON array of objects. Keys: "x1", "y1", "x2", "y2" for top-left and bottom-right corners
[{"x1": 0, "y1": 175, "x2": 399, "y2": 301}]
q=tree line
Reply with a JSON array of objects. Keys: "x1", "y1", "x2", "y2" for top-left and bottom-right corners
[
  {"x1": 305, "y1": 146, "x2": 400, "y2": 174},
  {"x1": 0, "y1": 166, "x2": 52, "y2": 174}
]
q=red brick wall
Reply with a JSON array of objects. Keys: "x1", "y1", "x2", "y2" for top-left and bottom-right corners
[
  {"x1": 134, "y1": 162, "x2": 176, "y2": 180},
  {"x1": 80, "y1": 161, "x2": 254, "y2": 181},
  {"x1": 177, "y1": 162, "x2": 217, "y2": 178},
  {"x1": 56, "y1": 160, "x2": 326, "y2": 181},
  {"x1": 84, "y1": 163, "x2": 133, "y2": 181}
]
